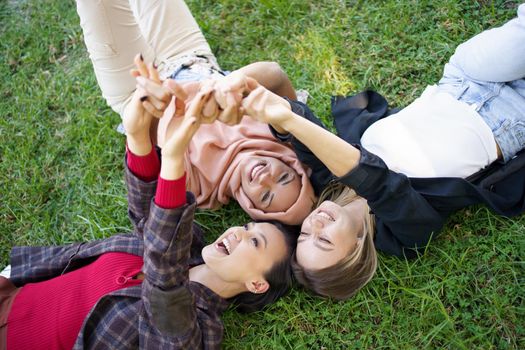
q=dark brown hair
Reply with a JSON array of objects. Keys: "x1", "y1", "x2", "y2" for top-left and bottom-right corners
[{"x1": 230, "y1": 221, "x2": 298, "y2": 312}]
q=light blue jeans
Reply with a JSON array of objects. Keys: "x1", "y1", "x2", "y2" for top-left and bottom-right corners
[{"x1": 437, "y1": 4, "x2": 525, "y2": 162}]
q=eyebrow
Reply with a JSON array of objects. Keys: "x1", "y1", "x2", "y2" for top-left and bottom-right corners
[{"x1": 249, "y1": 222, "x2": 268, "y2": 249}]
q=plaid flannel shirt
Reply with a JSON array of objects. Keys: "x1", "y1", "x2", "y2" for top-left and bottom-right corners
[{"x1": 9, "y1": 163, "x2": 229, "y2": 349}]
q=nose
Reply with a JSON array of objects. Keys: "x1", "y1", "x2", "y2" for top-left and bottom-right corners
[
  {"x1": 311, "y1": 217, "x2": 325, "y2": 230},
  {"x1": 258, "y1": 171, "x2": 273, "y2": 187}
]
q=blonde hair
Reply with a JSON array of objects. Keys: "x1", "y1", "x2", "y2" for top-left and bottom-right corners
[{"x1": 292, "y1": 183, "x2": 377, "y2": 300}]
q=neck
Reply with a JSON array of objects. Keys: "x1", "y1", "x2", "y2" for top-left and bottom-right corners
[{"x1": 189, "y1": 265, "x2": 248, "y2": 299}]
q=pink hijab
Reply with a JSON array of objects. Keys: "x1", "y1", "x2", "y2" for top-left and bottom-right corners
[{"x1": 158, "y1": 101, "x2": 316, "y2": 225}]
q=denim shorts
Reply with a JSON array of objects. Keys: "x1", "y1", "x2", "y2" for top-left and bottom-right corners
[
  {"x1": 166, "y1": 54, "x2": 228, "y2": 83},
  {"x1": 116, "y1": 55, "x2": 229, "y2": 135},
  {"x1": 438, "y1": 63, "x2": 525, "y2": 162}
]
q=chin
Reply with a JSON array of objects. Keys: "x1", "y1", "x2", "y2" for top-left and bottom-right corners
[{"x1": 201, "y1": 245, "x2": 214, "y2": 264}]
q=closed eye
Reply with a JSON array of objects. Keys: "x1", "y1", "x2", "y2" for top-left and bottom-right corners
[
  {"x1": 278, "y1": 173, "x2": 289, "y2": 183},
  {"x1": 319, "y1": 237, "x2": 332, "y2": 245},
  {"x1": 261, "y1": 191, "x2": 270, "y2": 203},
  {"x1": 279, "y1": 172, "x2": 295, "y2": 186}
]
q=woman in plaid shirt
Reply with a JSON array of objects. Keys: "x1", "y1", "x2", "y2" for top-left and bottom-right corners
[{"x1": 0, "y1": 67, "x2": 297, "y2": 349}]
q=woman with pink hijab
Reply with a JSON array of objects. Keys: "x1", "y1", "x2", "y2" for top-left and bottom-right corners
[{"x1": 76, "y1": 0, "x2": 315, "y2": 225}]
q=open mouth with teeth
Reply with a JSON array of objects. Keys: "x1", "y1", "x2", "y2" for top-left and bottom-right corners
[
  {"x1": 250, "y1": 162, "x2": 267, "y2": 183},
  {"x1": 216, "y1": 238, "x2": 232, "y2": 255}
]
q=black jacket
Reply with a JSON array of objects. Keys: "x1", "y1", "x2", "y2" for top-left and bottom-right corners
[{"x1": 273, "y1": 91, "x2": 525, "y2": 258}]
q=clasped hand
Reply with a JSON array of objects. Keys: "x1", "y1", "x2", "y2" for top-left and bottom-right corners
[
  {"x1": 124, "y1": 54, "x2": 294, "y2": 154},
  {"x1": 129, "y1": 56, "x2": 254, "y2": 128}
]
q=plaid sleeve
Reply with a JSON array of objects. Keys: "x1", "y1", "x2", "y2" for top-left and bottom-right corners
[
  {"x1": 141, "y1": 192, "x2": 200, "y2": 336},
  {"x1": 124, "y1": 156, "x2": 158, "y2": 238},
  {"x1": 9, "y1": 244, "x2": 83, "y2": 286}
]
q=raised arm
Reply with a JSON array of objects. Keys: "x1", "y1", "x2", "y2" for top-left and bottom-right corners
[
  {"x1": 140, "y1": 90, "x2": 216, "y2": 339},
  {"x1": 242, "y1": 86, "x2": 361, "y2": 176},
  {"x1": 123, "y1": 61, "x2": 163, "y2": 235},
  {"x1": 242, "y1": 86, "x2": 447, "y2": 257}
]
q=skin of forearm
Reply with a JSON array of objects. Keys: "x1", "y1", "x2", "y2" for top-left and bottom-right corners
[
  {"x1": 268, "y1": 69, "x2": 297, "y2": 100},
  {"x1": 281, "y1": 111, "x2": 361, "y2": 177},
  {"x1": 236, "y1": 62, "x2": 297, "y2": 100}
]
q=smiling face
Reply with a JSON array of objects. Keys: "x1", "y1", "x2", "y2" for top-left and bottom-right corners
[
  {"x1": 202, "y1": 222, "x2": 288, "y2": 286},
  {"x1": 239, "y1": 156, "x2": 302, "y2": 213},
  {"x1": 296, "y1": 199, "x2": 367, "y2": 270}
]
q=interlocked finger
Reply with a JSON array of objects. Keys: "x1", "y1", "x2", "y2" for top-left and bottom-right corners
[
  {"x1": 242, "y1": 86, "x2": 266, "y2": 114},
  {"x1": 136, "y1": 77, "x2": 172, "y2": 103},
  {"x1": 164, "y1": 79, "x2": 189, "y2": 101},
  {"x1": 148, "y1": 62, "x2": 161, "y2": 83},
  {"x1": 186, "y1": 90, "x2": 213, "y2": 121},
  {"x1": 202, "y1": 98, "x2": 219, "y2": 123},
  {"x1": 134, "y1": 54, "x2": 149, "y2": 78},
  {"x1": 218, "y1": 95, "x2": 242, "y2": 125},
  {"x1": 142, "y1": 99, "x2": 164, "y2": 118}
]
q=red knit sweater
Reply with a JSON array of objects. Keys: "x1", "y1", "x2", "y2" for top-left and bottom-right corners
[
  {"x1": 7, "y1": 144, "x2": 186, "y2": 348},
  {"x1": 126, "y1": 143, "x2": 186, "y2": 208},
  {"x1": 7, "y1": 252, "x2": 143, "y2": 349}
]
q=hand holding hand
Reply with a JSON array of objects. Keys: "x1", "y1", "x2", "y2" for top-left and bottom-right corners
[
  {"x1": 160, "y1": 89, "x2": 213, "y2": 180},
  {"x1": 186, "y1": 77, "x2": 244, "y2": 126},
  {"x1": 190, "y1": 72, "x2": 255, "y2": 126},
  {"x1": 123, "y1": 57, "x2": 159, "y2": 155},
  {"x1": 131, "y1": 54, "x2": 175, "y2": 119},
  {"x1": 124, "y1": 54, "x2": 175, "y2": 154},
  {"x1": 212, "y1": 71, "x2": 249, "y2": 125},
  {"x1": 241, "y1": 81, "x2": 293, "y2": 132}
]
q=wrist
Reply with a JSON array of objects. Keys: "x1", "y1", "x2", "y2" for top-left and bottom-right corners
[
  {"x1": 277, "y1": 109, "x2": 298, "y2": 133},
  {"x1": 271, "y1": 123, "x2": 287, "y2": 134},
  {"x1": 160, "y1": 157, "x2": 185, "y2": 180},
  {"x1": 127, "y1": 133, "x2": 152, "y2": 156}
]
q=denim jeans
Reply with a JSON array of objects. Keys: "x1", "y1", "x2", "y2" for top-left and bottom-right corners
[
  {"x1": 437, "y1": 4, "x2": 525, "y2": 162},
  {"x1": 169, "y1": 57, "x2": 228, "y2": 83}
]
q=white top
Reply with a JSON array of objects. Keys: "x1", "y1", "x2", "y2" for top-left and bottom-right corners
[{"x1": 361, "y1": 85, "x2": 498, "y2": 178}]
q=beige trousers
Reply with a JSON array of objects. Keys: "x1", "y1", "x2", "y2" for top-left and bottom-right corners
[{"x1": 76, "y1": 0, "x2": 216, "y2": 116}]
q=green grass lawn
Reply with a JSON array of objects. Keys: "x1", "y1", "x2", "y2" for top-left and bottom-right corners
[{"x1": 1, "y1": 0, "x2": 524, "y2": 348}]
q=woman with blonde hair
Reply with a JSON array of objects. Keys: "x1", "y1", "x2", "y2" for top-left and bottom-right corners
[
  {"x1": 240, "y1": 4, "x2": 525, "y2": 299},
  {"x1": 291, "y1": 183, "x2": 377, "y2": 300}
]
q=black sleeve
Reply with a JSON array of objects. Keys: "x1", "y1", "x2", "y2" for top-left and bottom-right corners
[
  {"x1": 338, "y1": 146, "x2": 450, "y2": 258},
  {"x1": 270, "y1": 99, "x2": 448, "y2": 258}
]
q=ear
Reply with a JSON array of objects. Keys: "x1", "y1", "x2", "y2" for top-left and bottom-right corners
[{"x1": 245, "y1": 279, "x2": 269, "y2": 294}]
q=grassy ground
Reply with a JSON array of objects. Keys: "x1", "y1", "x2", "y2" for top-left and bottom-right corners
[{"x1": 1, "y1": 0, "x2": 524, "y2": 348}]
